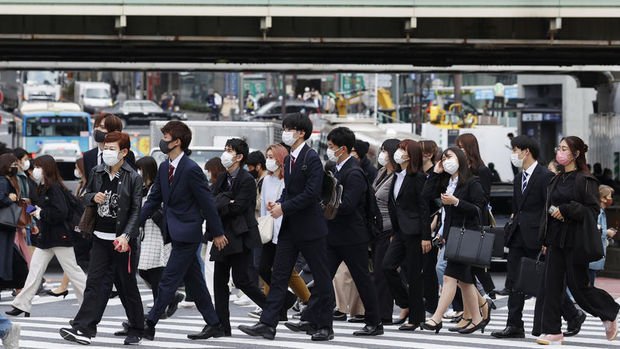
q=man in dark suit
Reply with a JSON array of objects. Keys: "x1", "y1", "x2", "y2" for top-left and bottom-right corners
[
  {"x1": 239, "y1": 114, "x2": 334, "y2": 341},
  {"x1": 325, "y1": 127, "x2": 383, "y2": 336},
  {"x1": 140, "y1": 121, "x2": 229, "y2": 341},
  {"x1": 492, "y1": 136, "x2": 585, "y2": 339},
  {"x1": 211, "y1": 138, "x2": 266, "y2": 336},
  {"x1": 83, "y1": 114, "x2": 136, "y2": 180}
]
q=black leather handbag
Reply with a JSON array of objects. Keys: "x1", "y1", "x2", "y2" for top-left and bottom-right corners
[
  {"x1": 445, "y1": 208, "x2": 496, "y2": 268},
  {"x1": 0, "y1": 203, "x2": 22, "y2": 230},
  {"x1": 514, "y1": 252, "x2": 545, "y2": 296}
]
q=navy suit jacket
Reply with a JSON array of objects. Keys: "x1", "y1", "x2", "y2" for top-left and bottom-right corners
[
  {"x1": 278, "y1": 144, "x2": 327, "y2": 242},
  {"x1": 140, "y1": 153, "x2": 224, "y2": 243},
  {"x1": 327, "y1": 158, "x2": 369, "y2": 246}
]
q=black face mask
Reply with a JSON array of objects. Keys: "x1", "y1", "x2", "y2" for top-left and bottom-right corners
[
  {"x1": 249, "y1": 169, "x2": 259, "y2": 179},
  {"x1": 159, "y1": 139, "x2": 174, "y2": 154},
  {"x1": 94, "y1": 130, "x2": 107, "y2": 143}
]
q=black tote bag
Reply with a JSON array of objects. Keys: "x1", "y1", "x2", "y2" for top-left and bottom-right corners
[
  {"x1": 514, "y1": 253, "x2": 545, "y2": 296},
  {"x1": 445, "y1": 208, "x2": 496, "y2": 269},
  {"x1": 0, "y1": 203, "x2": 22, "y2": 230}
]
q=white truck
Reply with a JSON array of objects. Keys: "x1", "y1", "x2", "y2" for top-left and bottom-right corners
[
  {"x1": 21, "y1": 71, "x2": 61, "y2": 103},
  {"x1": 74, "y1": 81, "x2": 112, "y2": 114}
]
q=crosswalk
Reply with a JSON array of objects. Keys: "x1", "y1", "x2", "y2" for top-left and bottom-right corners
[{"x1": 1, "y1": 284, "x2": 617, "y2": 349}]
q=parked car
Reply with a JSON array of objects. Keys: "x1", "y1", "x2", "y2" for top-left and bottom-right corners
[
  {"x1": 101, "y1": 99, "x2": 187, "y2": 126},
  {"x1": 241, "y1": 100, "x2": 319, "y2": 121}
]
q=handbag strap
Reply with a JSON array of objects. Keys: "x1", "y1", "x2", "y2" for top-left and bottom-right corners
[{"x1": 460, "y1": 205, "x2": 484, "y2": 231}]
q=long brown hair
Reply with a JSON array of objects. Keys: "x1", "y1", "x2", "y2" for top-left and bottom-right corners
[
  {"x1": 0, "y1": 153, "x2": 17, "y2": 177},
  {"x1": 456, "y1": 133, "x2": 485, "y2": 171},
  {"x1": 398, "y1": 139, "x2": 423, "y2": 174},
  {"x1": 561, "y1": 136, "x2": 590, "y2": 174},
  {"x1": 34, "y1": 155, "x2": 68, "y2": 192}
]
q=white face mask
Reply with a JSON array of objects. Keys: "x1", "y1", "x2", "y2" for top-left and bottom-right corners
[
  {"x1": 21, "y1": 160, "x2": 30, "y2": 172},
  {"x1": 282, "y1": 131, "x2": 297, "y2": 146},
  {"x1": 102, "y1": 149, "x2": 122, "y2": 167},
  {"x1": 266, "y1": 158, "x2": 279, "y2": 172},
  {"x1": 220, "y1": 151, "x2": 235, "y2": 169},
  {"x1": 32, "y1": 167, "x2": 43, "y2": 184},
  {"x1": 443, "y1": 158, "x2": 459, "y2": 175},
  {"x1": 326, "y1": 147, "x2": 341, "y2": 163},
  {"x1": 510, "y1": 152, "x2": 524, "y2": 168},
  {"x1": 393, "y1": 149, "x2": 407, "y2": 165},
  {"x1": 74, "y1": 168, "x2": 82, "y2": 179},
  {"x1": 378, "y1": 151, "x2": 388, "y2": 167}
]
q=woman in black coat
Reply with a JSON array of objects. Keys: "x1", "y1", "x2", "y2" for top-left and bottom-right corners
[
  {"x1": 7, "y1": 155, "x2": 87, "y2": 317},
  {"x1": 536, "y1": 136, "x2": 619, "y2": 345},
  {"x1": 382, "y1": 139, "x2": 431, "y2": 331},
  {"x1": 421, "y1": 147, "x2": 489, "y2": 335},
  {"x1": 0, "y1": 154, "x2": 21, "y2": 289}
]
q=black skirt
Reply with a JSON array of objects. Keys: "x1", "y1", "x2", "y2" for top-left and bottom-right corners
[{"x1": 444, "y1": 260, "x2": 475, "y2": 284}]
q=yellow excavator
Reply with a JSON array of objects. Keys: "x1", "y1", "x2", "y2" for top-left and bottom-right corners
[
  {"x1": 427, "y1": 101, "x2": 478, "y2": 128},
  {"x1": 336, "y1": 88, "x2": 396, "y2": 120}
]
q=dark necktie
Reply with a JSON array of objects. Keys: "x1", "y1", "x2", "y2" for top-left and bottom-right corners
[
  {"x1": 98, "y1": 153, "x2": 103, "y2": 165},
  {"x1": 168, "y1": 164, "x2": 175, "y2": 184},
  {"x1": 226, "y1": 174, "x2": 233, "y2": 191},
  {"x1": 522, "y1": 171, "x2": 529, "y2": 193},
  {"x1": 290, "y1": 155, "x2": 296, "y2": 174}
]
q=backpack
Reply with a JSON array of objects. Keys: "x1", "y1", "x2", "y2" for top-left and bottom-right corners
[
  {"x1": 299, "y1": 149, "x2": 343, "y2": 220},
  {"x1": 62, "y1": 188, "x2": 86, "y2": 236},
  {"x1": 343, "y1": 167, "x2": 383, "y2": 239}
]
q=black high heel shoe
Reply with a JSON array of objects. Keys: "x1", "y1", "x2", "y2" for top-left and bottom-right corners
[
  {"x1": 6, "y1": 306, "x2": 30, "y2": 317},
  {"x1": 393, "y1": 309, "x2": 409, "y2": 325},
  {"x1": 480, "y1": 301, "x2": 492, "y2": 327},
  {"x1": 458, "y1": 320, "x2": 486, "y2": 334},
  {"x1": 46, "y1": 289, "x2": 69, "y2": 299},
  {"x1": 449, "y1": 318, "x2": 472, "y2": 332},
  {"x1": 421, "y1": 319, "x2": 442, "y2": 334}
]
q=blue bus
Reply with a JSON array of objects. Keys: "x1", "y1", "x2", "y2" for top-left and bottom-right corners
[{"x1": 12, "y1": 102, "x2": 92, "y2": 155}]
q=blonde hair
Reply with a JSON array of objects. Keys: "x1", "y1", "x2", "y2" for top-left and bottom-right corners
[{"x1": 599, "y1": 184, "x2": 615, "y2": 198}]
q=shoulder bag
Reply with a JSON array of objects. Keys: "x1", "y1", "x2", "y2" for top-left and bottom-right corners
[
  {"x1": 0, "y1": 202, "x2": 22, "y2": 230},
  {"x1": 514, "y1": 251, "x2": 545, "y2": 296},
  {"x1": 445, "y1": 207, "x2": 496, "y2": 268}
]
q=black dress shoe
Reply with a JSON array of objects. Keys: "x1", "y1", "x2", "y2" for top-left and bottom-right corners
[
  {"x1": 114, "y1": 321, "x2": 130, "y2": 336},
  {"x1": 491, "y1": 326, "x2": 525, "y2": 339},
  {"x1": 143, "y1": 320, "x2": 156, "y2": 341},
  {"x1": 311, "y1": 327, "x2": 334, "y2": 341},
  {"x1": 353, "y1": 324, "x2": 384, "y2": 336},
  {"x1": 187, "y1": 324, "x2": 226, "y2": 340},
  {"x1": 166, "y1": 293, "x2": 185, "y2": 318},
  {"x1": 348, "y1": 315, "x2": 366, "y2": 323},
  {"x1": 284, "y1": 320, "x2": 317, "y2": 335},
  {"x1": 238, "y1": 322, "x2": 276, "y2": 340},
  {"x1": 5, "y1": 307, "x2": 29, "y2": 318},
  {"x1": 333, "y1": 310, "x2": 347, "y2": 321},
  {"x1": 124, "y1": 335, "x2": 142, "y2": 345},
  {"x1": 564, "y1": 310, "x2": 586, "y2": 337}
]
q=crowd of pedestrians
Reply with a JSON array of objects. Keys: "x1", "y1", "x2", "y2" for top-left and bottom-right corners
[{"x1": 0, "y1": 113, "x2": 618, "y2": 348}]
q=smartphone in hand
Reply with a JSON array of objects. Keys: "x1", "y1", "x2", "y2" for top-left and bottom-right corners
[{"x1": 26, "y1": 205, "x2": 37, "y2": 214}]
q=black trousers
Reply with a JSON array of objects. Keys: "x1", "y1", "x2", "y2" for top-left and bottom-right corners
[
  {"x1": 382, "y1": 234, "x2": 425, "y2": 325},
  {"x1": 72, "y1": 236, "x2": 144, "y2": 337},
  {"x1": 540, "y1": 245, "x2": 620, "y2": 334},
  {"x1": 260, "y1": 237, "x2": 334, "y2": 329},
  {"x1": 327, "y1": 242, "x2": 380, "y2": 326},
  {"x1": 505, "y1": 245, "x2": 540, "y2": 329},
  {"x1": 423, "y1": 246, "x2": 439, "y2": 314},
  {"x1": 147, "y1": 241, "x2": 219, "y2": 326},
  {"x1": 214, "y1": 249, "x2": 267, "y2": 334},
  {"x1": 259, "y1": 241, "x2": 298, "y2": 309},
  {"x1": 372, "y1": 233, "x2": 394, "y2": 322},
  {"x1": 472, "y1": 267, "x2": 495, "y2": 294},
  {"x1": 139, "y1": 267, "x2": 164, "y2": 300}
]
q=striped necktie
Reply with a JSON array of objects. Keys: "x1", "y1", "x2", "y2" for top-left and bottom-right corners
[{"x1": 522, "y1": 171, "x2": 529, "y2": 193}]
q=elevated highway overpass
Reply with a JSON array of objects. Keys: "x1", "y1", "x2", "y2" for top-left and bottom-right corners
[{"x1": 2, "y1": 1, "x2": 620, "y2": 67}]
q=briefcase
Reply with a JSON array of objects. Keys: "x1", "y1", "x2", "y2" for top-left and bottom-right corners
[
  {"x1": 514, "y1": 254, "x2": 545, "y2": 297},
  {"x1": 445, "y1": 225, "x2": 495, "y2": 269}
]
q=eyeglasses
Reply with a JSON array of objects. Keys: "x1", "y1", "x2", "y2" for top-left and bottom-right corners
[{"x1": 554, "y1": 146, "x2": 570, "y2": 152}]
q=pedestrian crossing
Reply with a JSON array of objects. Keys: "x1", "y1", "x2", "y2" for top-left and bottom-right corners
[{"x1": 1, "y1": 284, "x2": 618, "y2": 349}]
